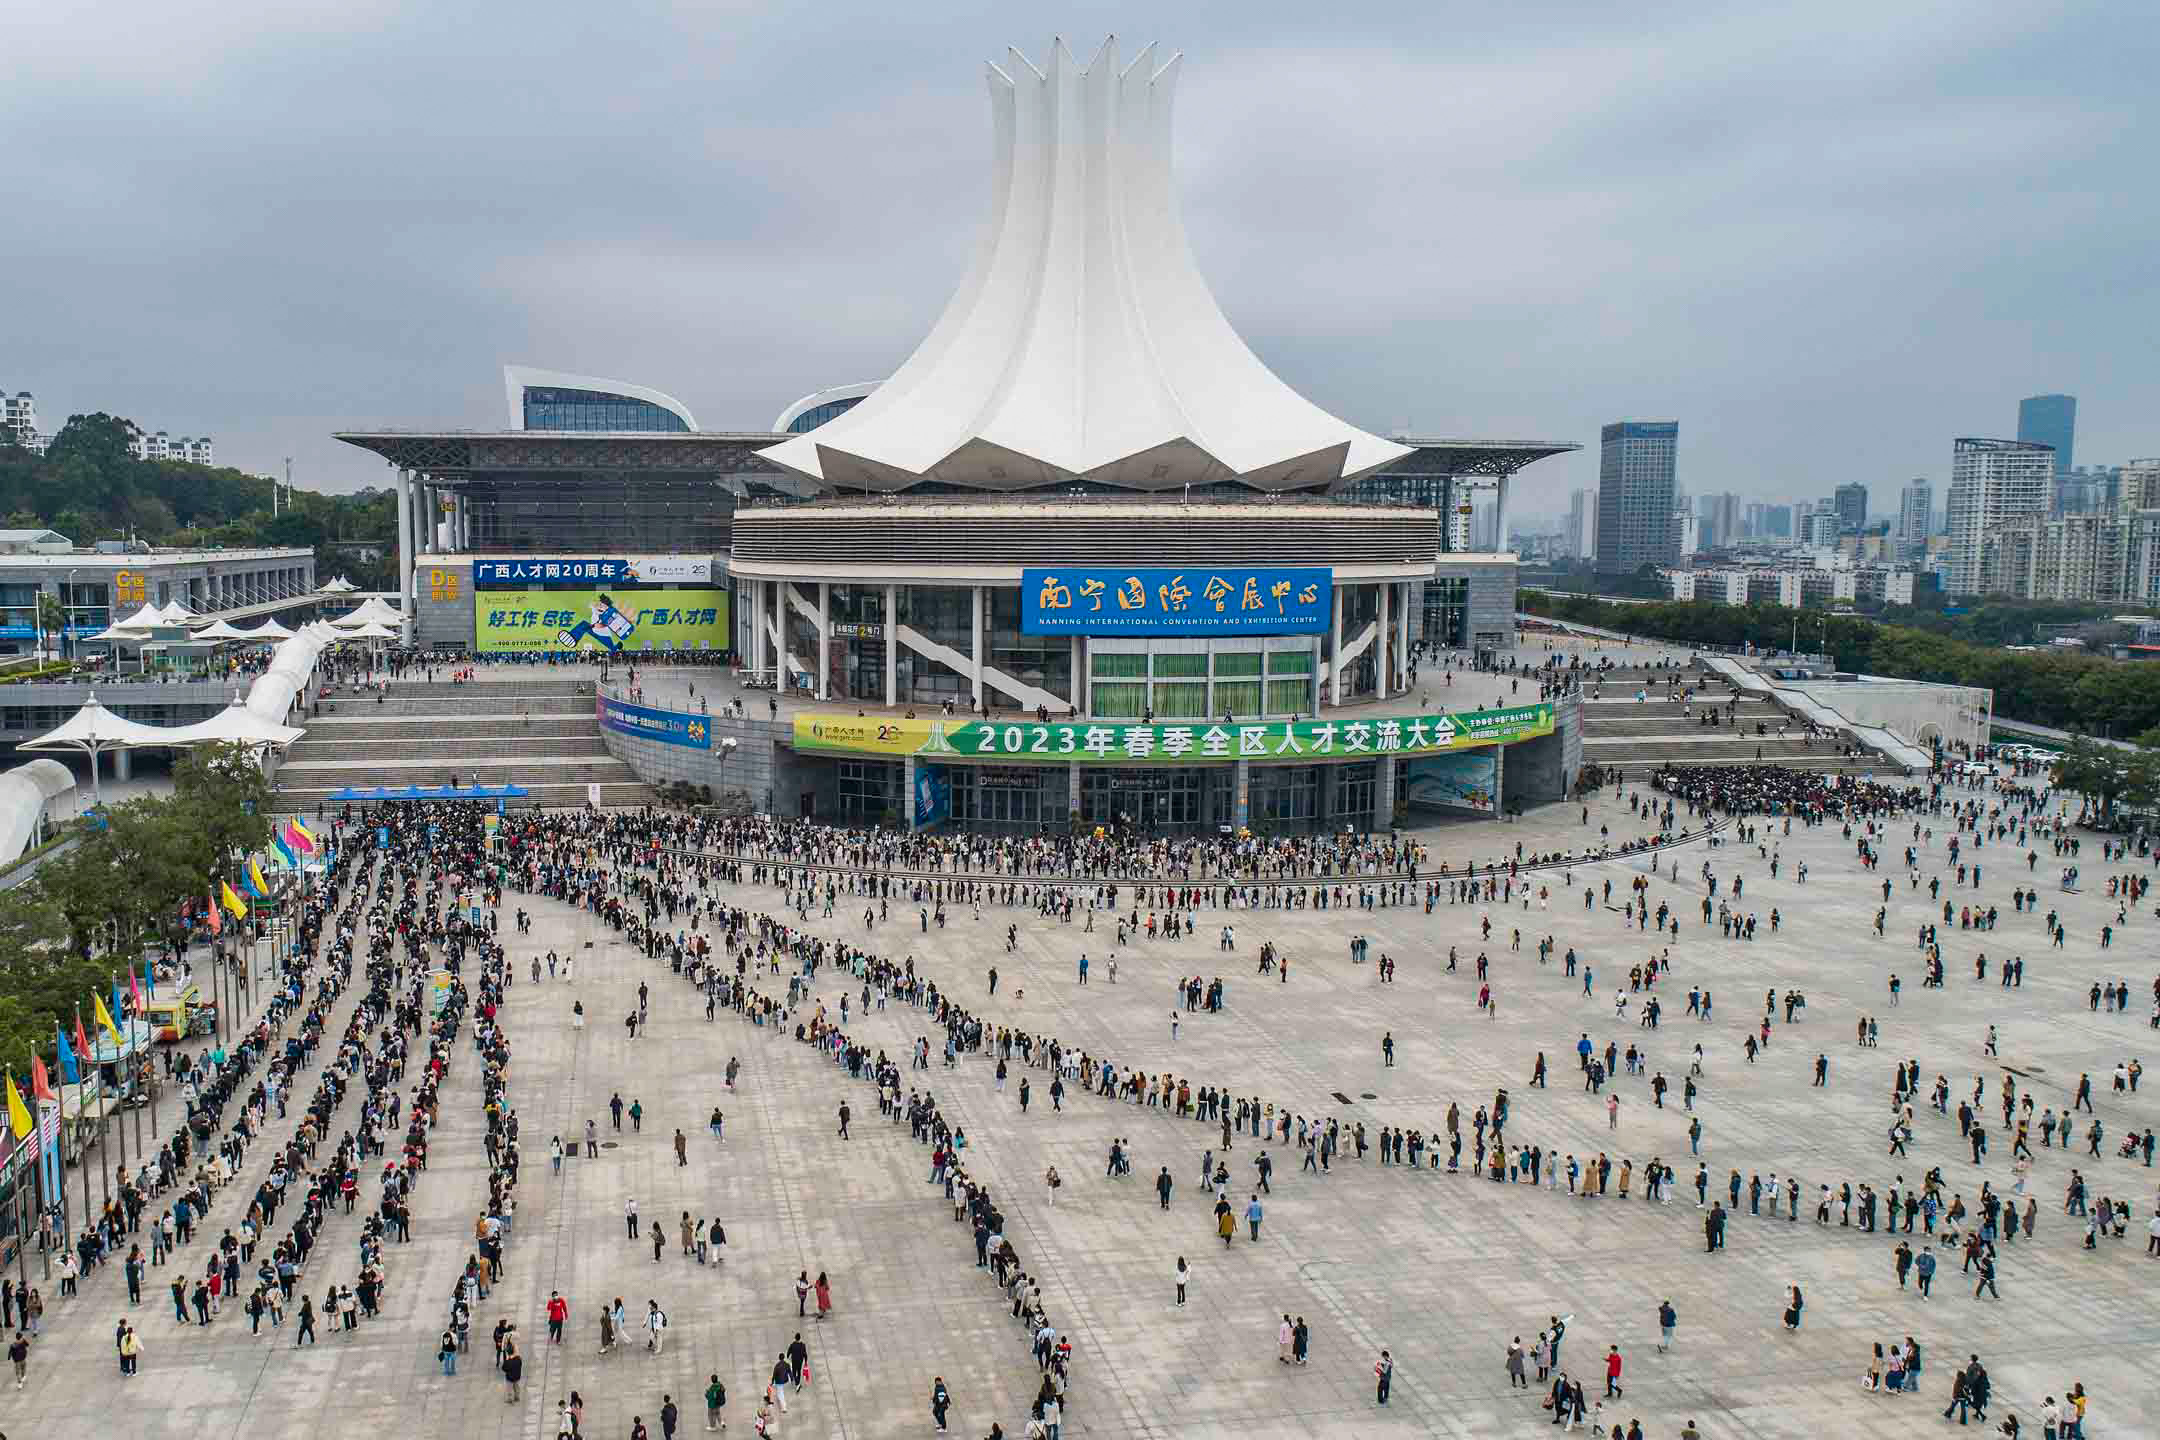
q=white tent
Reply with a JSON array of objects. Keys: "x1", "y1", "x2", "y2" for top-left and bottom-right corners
[
  {"x1": 332, "y1": 597, "x2": 403, "y2": 628},
  {"x1": 240, "y1": 619, "x2": 294, "y2": 641},
  {"x1": 158, "y1": 601, "x2": 195, "y2": 622},
  {"x1": 318, "y1": 577, "x2": 359, "y2": 594},
  {"x1": 339, "y1": 621, "x2": 399, "y2": 640},
  {"x1": 18, "y1": 695, "x2": 186, "y2": 803},
  {"x1": 110, "y1": 603, "x2": 167, "y2": 633},
  {"x1": 164, "y1": 702, "x2": 306, "y2": 749},
  {"x1": 191, "y1": 619, "x2": 254, "y2": 642}
]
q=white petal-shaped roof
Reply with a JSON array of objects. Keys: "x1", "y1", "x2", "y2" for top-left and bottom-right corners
[{"x1": 760, "y1": 37, "x2": 1409, "y2": 493}]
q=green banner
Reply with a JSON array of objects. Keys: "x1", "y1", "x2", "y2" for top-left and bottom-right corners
[{"x1": 793, "y1": 703, "x2": 1552, "y2": 765}]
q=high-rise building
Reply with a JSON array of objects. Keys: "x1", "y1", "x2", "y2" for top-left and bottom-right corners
[
  {"x1": 2018, "y1": 393, "x2": 2075, "y2": 488},
  {"x1": 1832, "y1": 481, "x2": 1868, "y2": 533},
  {"x1": 1803, "y1": 510, "x2": 1839, "y2": 547},
  {"x1": 2, "y1": 392, "x2": 35, "y2": 449},
  {"x1": 1565, "y1": 488, "x2": 1597, "y2": 559},
  {"x1": 1946, "y1": 438, "x2": 2053, "y2": 596},
  {"x1": 1761, "y1": 504, "x2": 1792, "y2": 539},
  {"x1": 1594, "y1": 420, "x2": 1679, "y2": 574},
  {"x1": 1696, "y1": 491, "x2": 1741, "y2": 550},
  {"x1": 1898, "y1": 481, "x2": 1933, "y2": 562}
]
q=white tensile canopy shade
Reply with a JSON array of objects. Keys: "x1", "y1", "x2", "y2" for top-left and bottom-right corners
[
  {"x1": 19, "y1": 696, "x2": 185, "y2": 804},
  {"x1": 0, "y1": 758, "x2": 78, "y2": 863},
  {"x1": 340, "y1": 621, "x2": 399, "y2": 640},
  {"x1": 158, "y1": 600, "x2": 194, "y2": 622},
  {"x1": 242, "y1": 619, "x2": 294, "y2": 640},
  {"x1": 191, "y1": 619, "x2": 254, "y2": 642},
  {"x1": 318, "y1": 577, "x2": 359, "y2": 593},
  {"x1": 163, "y1": 702, "x2": 306, "y2": 749},
  {"x1": 110, "y1": 603, "x2": 167, "y2": 633},
  {"x1": 332, "y1": 597, "x2": 403, "y2": 628}
]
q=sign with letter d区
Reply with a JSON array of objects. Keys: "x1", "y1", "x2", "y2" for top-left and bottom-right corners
[{"x1": 1022, "y1": 566, "x2": 1331, "y2": 636}]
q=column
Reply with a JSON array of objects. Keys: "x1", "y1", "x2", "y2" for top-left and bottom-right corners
[
  {"x1": 1373, "y1": 754, "x2": 1397, "y2": 833},
  {"x1": 817, "y1": 582, "x2": 831, "y2": 702},
  {"x1": 113, "y1": 749, "x2": 133, "y2": 782},
  {"x1": 1318, "y1": 765, "x2": 1338, "y2": 828},
  {"x1": 1398, "y1": 581, "x2": 1413, "y2": 682},
  {"x1": 1378, "y1": 583, "x2": 1393, "y2": 696},
  {"x1": 903, "y1": 756, "x2": 919, "y2": 831},
  {"x1": 1232, "y1": 758, "x2": 1250, "y2": 830},
  {"x1": 970, "y1": 585, "x2": 985, "y2": 713},
  {"x1": 883, "y1": 584, "x2": 897, "y2": 706},
  {"x1": 1494, "y1": 474, "x2": 1512, "y2": 555},
  {"x1": 1492, "y1": 743, "x2": 1506, "y2": 819},
  {"x1": 1329, "y1": 586, "x2": 1344, "y2": 707},
  {"x1": 1067, "y1": 763, "x2": 1081, "y2": 825},
  {"x1": 1069, "y1": 636, "x2": 1081, "y2": 716},
  {"x1": 395, "y1": 467, "x2": 414, "y2": 630}
]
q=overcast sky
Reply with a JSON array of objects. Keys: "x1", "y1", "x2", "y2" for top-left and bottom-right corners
[{"x1": 5, "y1": 1, "x2": 2153, "y2": 521}]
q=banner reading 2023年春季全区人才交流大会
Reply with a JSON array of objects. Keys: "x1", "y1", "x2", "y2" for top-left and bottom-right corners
[{"x1": 791, "y1": 704, "x2": 1552, "y2": 764}]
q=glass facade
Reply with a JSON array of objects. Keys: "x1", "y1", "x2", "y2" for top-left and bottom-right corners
[
  {"x1": 1422, "y1": 576, "x2": 1468, "y2": 649},
  {"x1": 784, "y1": 396, "x2": 867, "y2": 434},
  {"x1": 1250, "y1": 764, "x2": 1318, "y2": 825},
  {"x1": 1078, "y1": 766, "x2": 1226, "y2": 831},
  {"x1": 465, "y1": 475, "x2": 740, "y2": 553},
  {"x1": 523, "y1": 387, "x2": 690, "y2": 432},
  {"x1": 895, "y1": 586, "x2": 975, "y2": 706},
  {"x1": 984, "y1": 588, "x2": 1074, "y2": 708},
  {"x1": 826, "y1": 586, "x2": 887, "y2": 703},
  {"x1": 836, "y1": 759, "x2": 899, "y2": 822},
  {"x1": 950, "y1": 765, "x2": 1061, "y2": 830},
  {"x1": 1084, "y1": 641, "x2": 1314, "y2": 720}
]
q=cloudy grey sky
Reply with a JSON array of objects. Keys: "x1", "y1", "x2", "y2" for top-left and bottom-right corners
[{"x1": 5, "y1": 0, "x2": 2153, "y2": 521}]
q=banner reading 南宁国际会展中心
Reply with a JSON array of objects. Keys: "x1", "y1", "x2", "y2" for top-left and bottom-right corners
[
  {"x1": 791, "y1": 704, "x2": 1552, "y2": 764},
  {"x1": 1021, "y1": 566, "x2": 1331, "y2": 636}
]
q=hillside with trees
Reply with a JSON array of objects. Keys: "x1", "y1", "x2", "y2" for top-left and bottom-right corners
[{"x1": 0, "y1": 412, "x2": 397, "y2": 589}]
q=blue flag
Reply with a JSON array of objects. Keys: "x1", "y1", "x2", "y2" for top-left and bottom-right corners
[
  {"x1": 113, "y1": 980, "x2": 128, "y2": 1028},
  {"x1": 54, "y1": 1027, "x2": 78, "y2": 1084}
]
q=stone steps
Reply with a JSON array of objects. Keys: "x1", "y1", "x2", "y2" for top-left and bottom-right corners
[
  {"x1": 287, "y1": 734, "x2": 613, "y2": 764},
  {"x1": 298, "y1": 715, "x2": 601, "y2": 742}
]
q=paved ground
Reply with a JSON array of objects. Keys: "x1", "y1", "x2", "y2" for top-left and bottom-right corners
[{"x1": 9, "y1": 771, "x2": 2153, "y2": 1440}]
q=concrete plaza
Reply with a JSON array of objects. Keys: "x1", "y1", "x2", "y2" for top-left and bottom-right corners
[{"x1": 8, "y1": 776, "x2": 2153, "y2": 1440}]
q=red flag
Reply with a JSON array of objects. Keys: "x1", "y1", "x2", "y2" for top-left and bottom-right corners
[
  {"x1": 30, "y1": 1055, "x2": 53, "y2": 1103},
  {"x1": 73, "y1": 1013, "x2": 91, "y2": 1064},
  {"x1": 206, "y1": 889, "x2": 222, "y2": 936},
  {"x1": 129, "y1": 966, "x2": 145, "y2": 1013}
]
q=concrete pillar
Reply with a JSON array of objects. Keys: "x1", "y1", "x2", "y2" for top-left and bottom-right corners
[
  {"x1": 113, "y1": 748, "x2": 133, "y2": 782},
  {"x1": 395, "y1": 468, "x2": 415, "y2": 640},
  {"x1": 1318, "y1": 765, "x2": 1338, "y2": 828},
  {"x1": 817, "y1": 582, "x2": 831, "y2": 701},
  {"x1": 1374, "y1": 754, "x2": 1397, "y2": 832},
  {"x1": 970, "y1": 585, "x2": 984, "y2": 713},
  {"x1": 1378, "y1": 582, "x2": 1393, "y2": 696},
  {"x1": 884, "y1": 584, "x2": 897, "y2": 706},
  {"x1": 1067, "y1": 762, "x2": 1081, "y2": 825},
  {"x1": 1233, "y1": 758, "x2": 1250, "y2": 830},
  {"x1": 1494, "y1": 474, "x2": 1512, "y2": 555},
  {"x1": 1329, "y1": 586, "x2": 1344, "y2": 707},
  {"x1": 1069, "y1": 636, "x2": 1082, "y2": 715},
  {"x1": 903, "y1": 755, "x2": 919, "y2": 831},
  {"x1": 1398, "y1": 581, "x2": 1413, "y2": 679}
]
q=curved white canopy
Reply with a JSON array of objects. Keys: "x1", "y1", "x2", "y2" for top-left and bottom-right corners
[
  {"x1": 0, "y1": 758, "x2": 77, "y2": 863},
  {"x1": 339, "y1": 621, "x2": 399, "y2": 640},
  {"x1": 163, "y1": 702, "x2": 306, "y2": 749},
  {"x1": 191, "y1": 619, "x2": 254, "y2": 641},
  {"x1": 332, "y1": 597, "x2": 403, "y2": 628},
  {"x1": 111, "y1": 602, "x2": 167, "y2": 632}
]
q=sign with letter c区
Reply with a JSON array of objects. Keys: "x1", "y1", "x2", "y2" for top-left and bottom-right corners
[{"x1": 1022, "y1": 566, "x2": 1331, "y2": 636}]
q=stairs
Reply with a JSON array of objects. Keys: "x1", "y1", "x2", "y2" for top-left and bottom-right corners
[
  {"x1": 1578, "y1": 667, "x2": 1891, "y2": 778},
  {"x1": 272, "y1": 679, "x2": 656, "y2": 813}
]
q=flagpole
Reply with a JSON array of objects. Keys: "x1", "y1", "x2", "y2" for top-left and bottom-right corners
[
  {"x1": 28, "y1": 1046, "x2": 50, "y2": 1283},
  {"x1": 51, "y1": 1025, "x2": 70, "y2": 1260},
  {"x1": 86, "y1": 1003, "x2": 109, "y2": 1211},
  {"x1": 11, "y1": 1074, "x2": 28, "y2": 1302},
  {"x1": 108, "y1": 976, "x2": 128, "y2": 1179}
]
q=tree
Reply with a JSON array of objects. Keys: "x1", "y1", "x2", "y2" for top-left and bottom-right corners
[
  {"x1": 0, "y1": 884, "x2": 105, "y2": 1066},
  {"x1": 34, "y1": 591, "x2": 65, "y2": 661},
  {"x1": 172, "y1": 742, "x2": 274, "y2": 886}
]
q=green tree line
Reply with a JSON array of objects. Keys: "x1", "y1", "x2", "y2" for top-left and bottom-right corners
[
  {"x1": 0, "y1": 744, "x2": 271, "y2": 1070},
  {"x1": 0, "y1": 413, "x2": 397, "y2": 590},
  {"x1": 1521, "y1": 592, "x2": 2160, "y2": 739}
]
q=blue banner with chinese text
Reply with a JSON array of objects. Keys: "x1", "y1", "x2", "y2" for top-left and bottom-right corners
[{"x1": 1022, "y1": 566, "x2": 1331, "y2": 636}]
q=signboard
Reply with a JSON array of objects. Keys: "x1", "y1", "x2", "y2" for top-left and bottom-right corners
[
  {"x1": 1022, "y1": 566, "x2": 1331, "y2": 636},
  {"x1": 793, "y1": 703, "x2": 1553, "y2": 765},
  {"x1": 473, "y1": 556, "x2": 713, "y2": 586},
  {"x1": 1405, "y1": 751, "x2": 1498, "y2": 813},
  {"x1": 475, "y1": 588, "x2": 730, "y2": 655},
  {"x1": 830, "y1": 622, "x2": 884, "y2": 639},
  {"x1": 597, "y1": 694, "x2": 712, "y2": 749},
  {"x1": 429, "y1": 969, "x2": 453, "y2": 1015},
  {"x1": 913, "y1": 764, "x2": 950, "y2": 827}
]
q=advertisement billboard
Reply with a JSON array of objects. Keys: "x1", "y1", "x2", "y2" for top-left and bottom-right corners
[
  {"x1": 1404, "y1": 751, "x2": 1498, "y2": 813},
  {"x1": 473, "y1": 556, "x2": 714, "y2": 586},
  {"x1": 913, "y1": 764, "x2": 950, "y2": 826},
  {"x1": 1022, "y1": 566, "x2": 1331, "y2": 636},
  {"x1": 792, "y1": 703, "x2": 1552, "y2": 765},
  {"x1": 475, "y1": 588, "x2": 730, "y2": 655},
  {"x1": 597, "y1": 694, "x2": 712, "y2": 750}
]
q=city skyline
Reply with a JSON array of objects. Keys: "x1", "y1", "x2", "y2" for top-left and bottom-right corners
[{"x1": 3, "y1": 4, "x2": 2155, "y2": 497}]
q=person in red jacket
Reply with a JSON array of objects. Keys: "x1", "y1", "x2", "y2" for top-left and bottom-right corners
[
  {"x1": 545, "y1": 1291, "x2": 569, "y2": 1343},
  {"x1": 1605, "y1": 1345, "x2": 1624, "y2": 1397}
]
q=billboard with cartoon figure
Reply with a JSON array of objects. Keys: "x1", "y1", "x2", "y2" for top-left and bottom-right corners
[{"x1": 474, "y1": 587, "x2": 731, "y2": 655}]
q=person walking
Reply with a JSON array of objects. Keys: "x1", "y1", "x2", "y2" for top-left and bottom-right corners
[
  {"x1": 502, "y1": 1339, "x2": 524, "y2": 1403},
  {"x1": 546, "y1": 1291, "x2": 568, "y2": 1344},
  {"x1": 660, "y1": 1394, "x2": 680, "y2": 1440},
  {"x1": 1605, "y1": 1345, "x2": 1623, "y2": 1398},
  {"x1": 1375, "y1": 1348, "x2": 1394, "y2": 1406},
  {"x1": 704, "y1": 1373, "x2": 727, "y2": 1431},
  {"x1": 930, "y1": 1375, "x2": 951, "y2": 1433},
  {"x1": 1507, "y1": 1336, "x2": 1528, "y2": 1388},
  {"x1": 1174, "y1": 1257, "x2": 1189, "y2": 1307},
  {"x1": 1657, "y1": 1300, "x2": 1677, "y2": 1353},
  {"x1": 814, "y1": 1272, "x2": 831, "y2": 1322},
  {"x1": 1246, "y1": 1193, "x2": 1264, "y2": 1242},
  {"x1": 1783, "y1": 1284, "x2": 1804, "y2": 1330},
  {"x1": 1278, "y1": 1313, "x2": 1295, "y2": 1364},
  {"x1": 9, "y1": 1331, "x2": 28, "y2": 1389}
]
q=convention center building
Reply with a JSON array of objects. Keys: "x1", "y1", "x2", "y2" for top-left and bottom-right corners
[{"x1": 337, "y1": 39, "x2": 1579, "y2": 833}]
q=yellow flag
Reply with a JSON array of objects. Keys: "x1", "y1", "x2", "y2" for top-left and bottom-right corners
[
  {"x1": 93, "y1": 990, "x2": 121, "y2": 1044},
  {"x1": 220, "y1": 881, "x2": 249, "y2": 921},
  {"x1": 4, "y1": 1073, "x2": 30, "y2": 1141}
]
